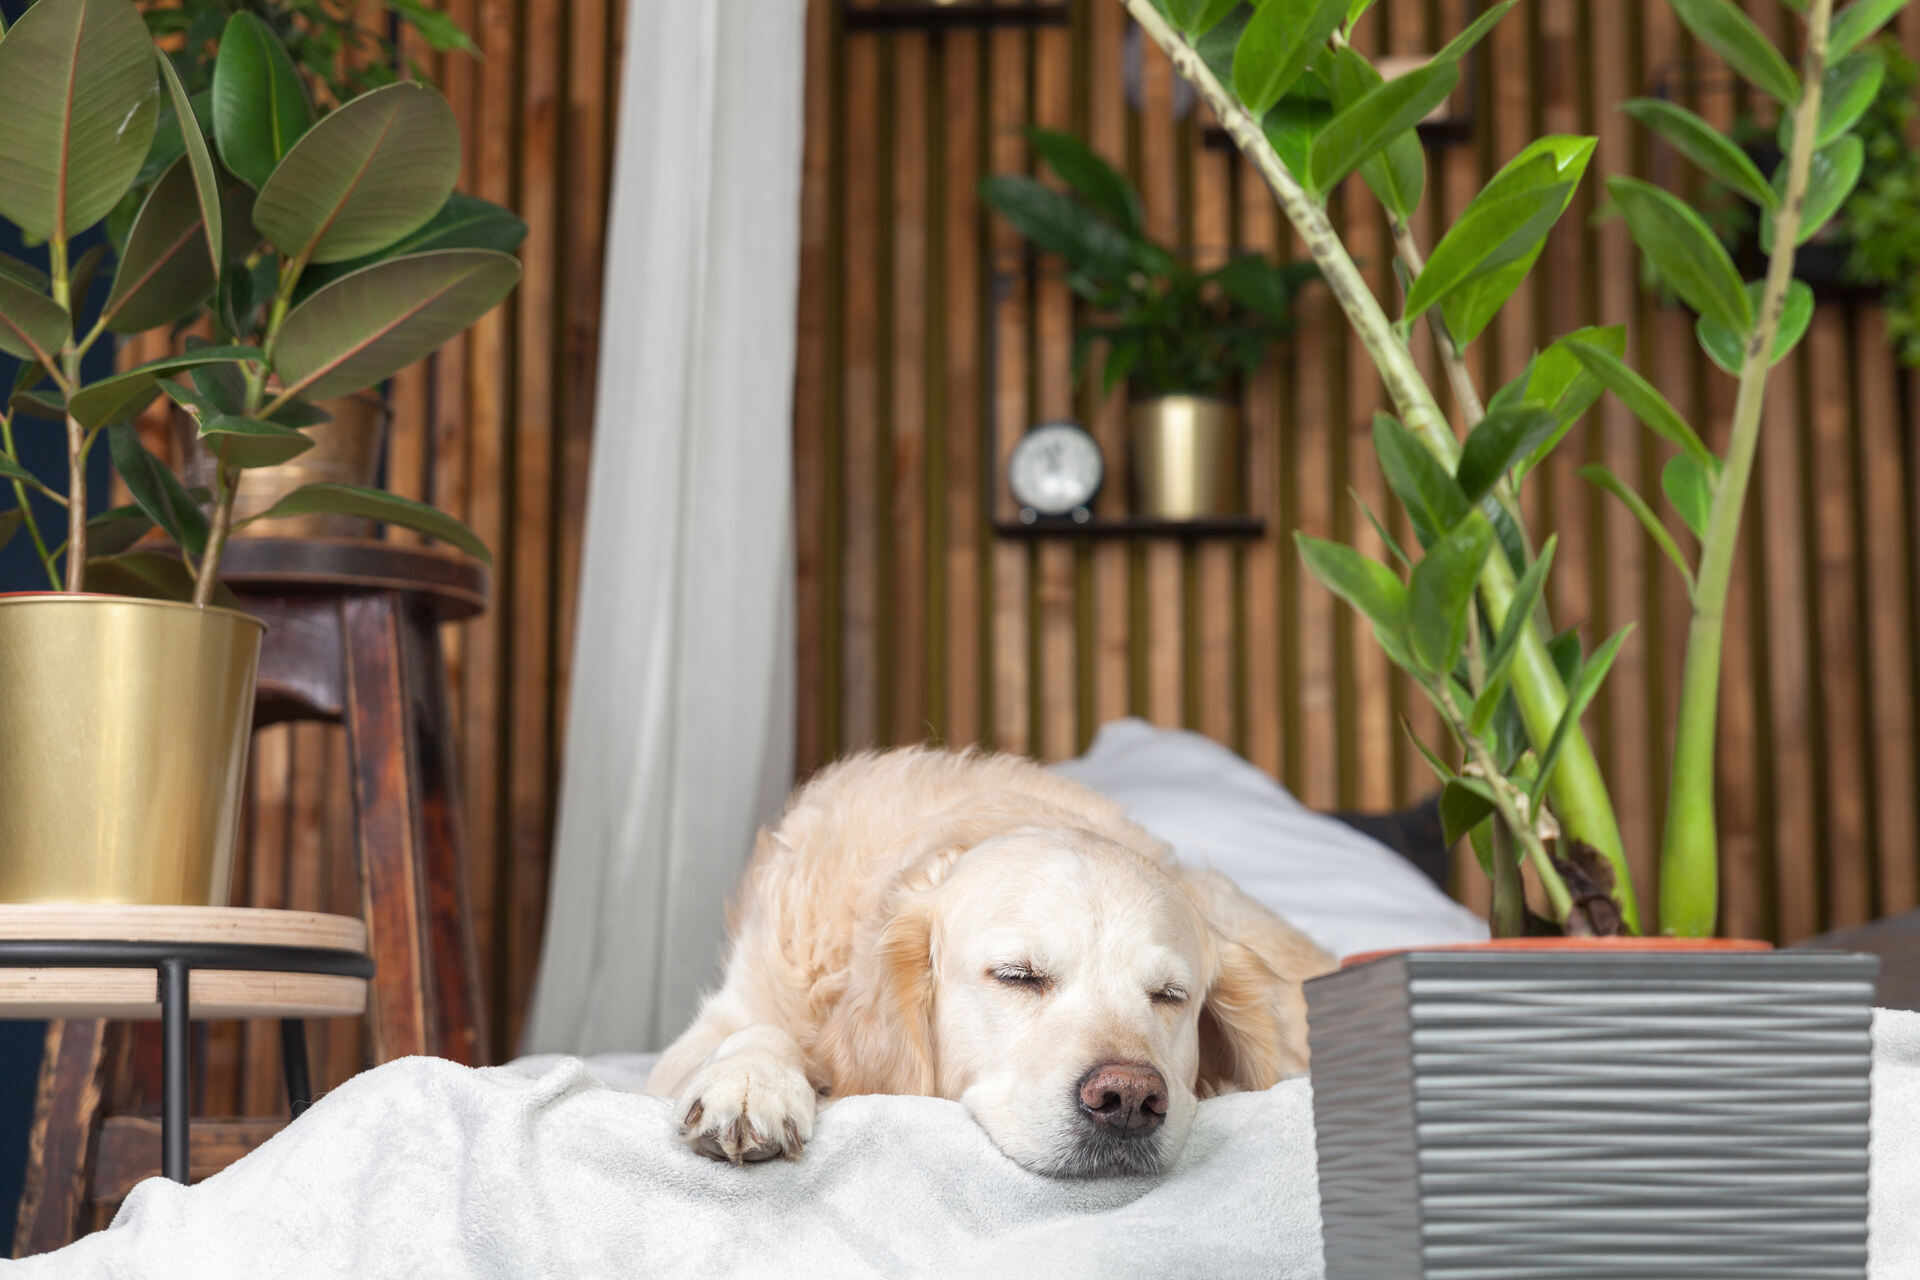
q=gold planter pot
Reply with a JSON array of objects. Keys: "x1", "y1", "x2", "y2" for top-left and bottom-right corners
[
  {"x1": 0, "y1": 596, "x2": 264, "y2": 906},
  {"x1": 177, "y1": 391, "x2": 390, "y2": 538},
  {"x1": 1128, "y1": 394, "x2": 1242, "y2": 519}
]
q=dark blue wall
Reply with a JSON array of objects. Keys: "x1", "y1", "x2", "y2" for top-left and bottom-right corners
[{"x1": 1, "y1": 0, "x2": 123, "y2": 1249}]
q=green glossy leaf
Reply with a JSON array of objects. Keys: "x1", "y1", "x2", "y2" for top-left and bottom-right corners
[
  {"x1": 1514, "y1": 325, "x2": 1628, "y2": 479},
  {"x1": 253, "y1": 82, "x2": 461, "y2": 265},
  {"x1": 1373, "y1": 412, "x2": 1471, "y2": 547},
  {"x1": 198, "y1": 413, "x2": 314, "y2": 468},
  {"x1": 1764, "y1": 135, "x2": 1865, "y2": 250},
  {"x1": 1663, "y1": 454, "x2": 1715, "y2": 540},
  {"x1": 67, "y1": 346, "x2": 263, "y2": 431},
  {"x1": 0, "y1": 253, "x2": 50, "y2": 292},
  {"x1": 107, "y1": 421, "x2": 208, "y2": 556},
  {"x1": 187, "y1": 353, "x2": 248, "y2": 415},
  {"x1": 1440, "y1": 138, "x2": 1596, "y2": 346},
  {"x1": 267, "y1": 399, "x2": 332, "y2": 429},
  {"x1": 1028, "y1": 129, "x2": 1141, "y2": 233},
  {"x1": 1670, "y1": 0, "x2": 1801, "y2": 103},
  {"x1": 10, "y1": 388, "x2": 65, "y2": 420},
  {"x1": 1472, "y1": 535, "x2": 1557, "y2": 734},
  {"x1": 1620, "y1": 98, "x2": 1778, "y2": 211},
  {"x1": 0, "y1": 0, "x2": 159, "y2": 240},
  {"x1": 1323, "y1": 48, "x2": 1424, "y2": 219},
  {"x1": 84, "y1": 551, "x2": 240, "y2": 609},
  {"x1": 1308, "y1": 59, "x2": 1459, "y2": 195},
  {"x1": 153, "y1": 41, "x2": 220, "y2": 283},
  {"x1": 212, "y1": 11, "x2": 314, "y2": 190},
  {"x1": 1350, "y1": 484, "x2": 1411, "y2": 568},
  {"x1": 1454, "y1": 407, "x2": 1558, "y2": 502},
  {"x1": 0, "y1": 273, "x2": 69, "y2": 365},
  {"x1": 1407, "y1": 178, "x2": 1571, "y2": 323},
  {"x1": 0, "y1": 453, "x2": 45, "y2": 489},
  {"x1": 82, "y1": 503, "x2": 157, "y2": 558},
  {"x1": 1564, "y1": 338, "x2": 1716, "y2": 471},
  {"x1": 1296, "y1": 532, "x2": 1408, "y2": 636},
  {"x1": 1433, "y1": 0, "x2": 1517, "y2": 63},
  {"x1": 1696, "y1": 279, "x2": 1814, "y2": 374},
  {"x1": 1345, "y1": 0, "x2": 1379, "y2": 28},
  {"x1": 1408, "y1": 512, "x2": 1494, "y2": 675},
  {"x1": 1831, "y1": 0, "x2": 1913, "y2": 60},
  {"x1": 239, "y1": 482, "x2": 490, "y2": 562},
  {"x1": 1192, "y1": 4, "x2": 1251, "y2": 89},
  {"x1": 1578, "y1": 463, "x2": 1695, "y2": 585},
  {"x1": 1799, "y1": 46, "x2": 1887, "y2": 149},
  {"x1": 1531, "y1": 624, "x2": 1633, "y2": 808},
  {"x1": 1405, "y1": 719, "x2": 1456, "y2": 783},
  {"x1": 274, "y1": 249, "x2": 521, "y2": 401},
  {"x1": 101, "y1": 157, "x2": 215, "y2": 334},
  {"x1": 1262, "y1": 96, "x2": 1333, "y2": 176},
  {"x1": 1608, "y1": 175, "x2": 1751, "y2": 334},
  {"x1": 1233, "y1": 0, "x2": 1349, "y2": 117},
  {"x1": 1440, "y1": 778, "x2": 1498, "y2": 845},
  {"x1": 67, "y1": 243, "x2": 107, "y2": 310}
]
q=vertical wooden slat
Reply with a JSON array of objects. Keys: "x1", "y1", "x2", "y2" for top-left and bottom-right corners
[
  {"x1": 1191, "y1": 135, "x2": 1235, "y2": 748},
  {"x1": 1138, "y1": 36, "x2": 1184, "y2": 730},
  {"x1": 1034, "y1": 16, "x2": 1078, "y2": 762},
  {"x1": 842, "y1": 31, "x2": 884, "y2": 750},
  {"x1": 890, "y1": 31, "x2": 932, "y2": 747},
  {"x1": 942, "y1": 25, "x2": 985, "y2": 749},
  {"x1": 1088, "y1": 1, "x2": 1132, "y2": 741},
  {"x1": 1240, "y1": 158, "x2": 1284, "y2": 781}
]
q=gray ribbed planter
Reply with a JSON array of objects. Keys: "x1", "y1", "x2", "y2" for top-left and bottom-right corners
[{"x1": 1306, "y1": 945, "x2": 1878, "y2": 1280}]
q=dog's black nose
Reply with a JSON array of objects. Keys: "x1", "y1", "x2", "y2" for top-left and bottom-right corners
[{"x1": 1077, "y1": 1062, "x2": 1167, "y2": 1136}]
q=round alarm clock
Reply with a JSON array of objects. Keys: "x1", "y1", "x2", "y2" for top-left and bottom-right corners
[{"x1": 1008, "y1": 421, "x2": 1104, "y2": 522}]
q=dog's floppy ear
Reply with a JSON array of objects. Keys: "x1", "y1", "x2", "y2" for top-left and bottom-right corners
[
  {"x1": 1195, "y1": 940, "x2": 1292, "y2": 1098},
  {"x1": 814, "y1": 896, "x2": 937, "y2": 1097}
]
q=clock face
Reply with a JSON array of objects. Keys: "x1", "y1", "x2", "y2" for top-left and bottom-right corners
[{"x1": 1009, "y1": 422, "x2": 1104, "y2": 516}]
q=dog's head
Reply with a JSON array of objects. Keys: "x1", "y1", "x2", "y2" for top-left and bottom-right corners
[{"x1": 816, "y1": 828, "x2": 1308, "y2": 1177}]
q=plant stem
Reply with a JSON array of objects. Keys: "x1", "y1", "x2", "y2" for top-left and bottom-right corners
[
  {"x1": 1490, "y1": 821, "x2": 1526, "y2": 938},
  {"x1": 1119, "y1": 0, "x2": 1639, "y2": 929},
  {"x1": 49, "y1": 236, "x2": 87, "y2": 592},
  {"x1": 1438, "y1": 680, "x2": 1574, "y2": 924},
  {"x1": 1389, "y1": 219, "x2": 1486, "y2": 424},
  {"x1": 1659, "y1": 0, "x2": 1834, "y2": 937},
  {"x1": 1, "y1": 411, "x2": 61, "y2": 591},
  {"x1": 192, "y1": 458, "x2": 237, "y2": 608}
]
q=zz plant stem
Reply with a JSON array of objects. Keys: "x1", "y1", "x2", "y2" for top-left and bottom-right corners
[
  {"x1": 1118, "y1": 0, "x2": 1639, "y2": 929},
  {"x1": 1660, "y1": 0, "x2": 1835, "y2": 937}
]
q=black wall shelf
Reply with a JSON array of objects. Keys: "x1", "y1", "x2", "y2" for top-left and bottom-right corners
[{"x1": 843, "y1": 2, "x2": 1070, "y2": 32}]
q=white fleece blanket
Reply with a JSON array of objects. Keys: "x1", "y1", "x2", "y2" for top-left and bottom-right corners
[{"x1": 15, "y1": 1010, "x2": 1920, "y2": 1279}]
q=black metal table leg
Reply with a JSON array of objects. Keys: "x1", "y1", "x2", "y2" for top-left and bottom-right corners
[
  {"x1": 159, "y1": 958, "x2": 190, "y2": 1183},
  {"x1": 280, "y1": 1018, "x2": 313, "y2": 1118}
]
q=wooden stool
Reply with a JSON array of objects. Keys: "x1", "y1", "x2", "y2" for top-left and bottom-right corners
[
  {"x1": 7, "y1": 908, "x2": 369, "y2": 1255},
  {"x1": 224, "y1": 536, "x2": 489, "y2": 1066}
]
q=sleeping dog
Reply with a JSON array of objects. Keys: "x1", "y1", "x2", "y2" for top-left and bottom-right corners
[{"x1": 646, "y1": 746, "x2": 1334, "y2": 1177}]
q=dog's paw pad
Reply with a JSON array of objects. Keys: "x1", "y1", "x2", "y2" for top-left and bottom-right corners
[{"x1": 676, "y1": 1056, "x2": 815, "y2": 1165}]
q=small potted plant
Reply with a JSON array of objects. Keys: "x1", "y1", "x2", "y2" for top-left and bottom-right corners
[
  {"x1": 0, "y1": 0, "x2": 513, "y2": 907},
  {"x1": 980, "y1": 129, "x2": 1316, "y2": 518},
  {"x1": 1120, "y1": 0, "x2": 1899, "y2": 1273}
]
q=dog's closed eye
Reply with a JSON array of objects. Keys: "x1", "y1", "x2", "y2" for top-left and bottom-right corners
[
  {"x1": 1149, "y1": 985, "x2": 1189, "y2": 1006},
  {"x1": 990, "y1": 963, "x2": 1053, "y2": 993}
]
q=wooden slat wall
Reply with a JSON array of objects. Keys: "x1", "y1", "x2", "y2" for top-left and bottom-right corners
[{"x1": 796, "y1": 1, "x2": 1920, "y2": 940}]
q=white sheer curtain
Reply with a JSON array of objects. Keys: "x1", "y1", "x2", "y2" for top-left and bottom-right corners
[{"x1": 520, "y1": 0, "x2": 805, "y2": 1056}]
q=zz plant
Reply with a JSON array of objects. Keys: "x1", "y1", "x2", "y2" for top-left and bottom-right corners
[
  {"x1": 1122, "y1": 0, "x2": 1911, "y2": 936},
  {"x1": 0, "y1": 0, "x2": 515, "y2": 606}
]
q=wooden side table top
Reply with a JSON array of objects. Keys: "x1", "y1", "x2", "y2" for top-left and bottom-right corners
[{"x1": 0, "y1": 906, "x2": 370, "y2": 1021}]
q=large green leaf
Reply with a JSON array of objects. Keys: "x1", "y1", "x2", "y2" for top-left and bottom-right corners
[
  {"x1": 212, "y1": 11, "x2": 314, "y2": 190},
  {"x1": 1471, "y1": 535, "x2": 1557, "y2": 734},
  {"x1": 101, "y1": 157, "x2": 216, "y2": 334},
  {"x1": 198, "y1": 414, "x2": 315, "y2": 468},
  {"x1": 1564, "y1": 338, "x2": 1716, "y2": 471},
  {"x1": 1454, "y1": 407, "x2": 1558, "y2": 501},
  {"x1": 107, "y1": 421, "x2": 209, "y2": 556},
  {"x1": 239, "y1": 483, "x2": 491, "y2": 562},
  {"x1": 1670, "y1": 0, "x2": 1801, "y2": 103},
  {"x1": 80, "y1": 503, "x2": 158, "y2": 558},
  {"x1": 1440, "y1": 138, "x2": 1596, "y2": 346},
  {"x1": 1308, "y1": 59, "x2": 1459, "y2": 196},
  {"x1": 1373, "y1": 412, "x2": 1470, "y2": 547},
  {"x1": 1831, "y1": 0, "x2": 1914, "y2": 59},
  {"x1": 1696, "y1": 279, "x2": 1814, "y2": 374},
  {"x1": 1798, "y1": 46, "x2": 1886, "y2": 149},
  {"x1": 84, "y1": 551, "x2": 240, "y2": 609},
  {"x1": 253, "y1": 81, "x2": 461, "y2": 266},
  {"x1": 1323, "y1": 48, "x2": 1424, "y2": 219},
  {"x1": 154, "y1": 42, "x2": 220, "y2": 283},
  {"x1": 273, "y1": 249, "x2": 520, "y2": 401},
  {"x1": 1405, "y1": 175, "x2": 1571, "y2": 320},
  {"x1": 0, "y1": 253, "x2": 51, "y2": 292},
  {"x1": 1608, "y1": 175, "x2": 1751, "y2": 335},
  {"x1": 1578, "y1": 463, "x2": 1694, "y2": 585},
  {"x1": 67, "y1": 345, "x2": 264, "y2": 430},
  {"x1": 1440, "y1": 778, "x2": 1498, "y2": 846},
  {"x1": 292, "y1": 193, "x2": 530, "y2": 303},
  {"x1": 1263, "y1": 96, "x2": 1334, "y2": 177},
  {"x1": 1620, "y1": 98, "x2": 1777, "y2": 211},
  {"x1": 10, "y1": 389, "x2": 65, "y2": 421},
  {"x1": 0, "y1": 0, "x2": 159, "y2": 240},
  {"x1": 1295, "y1": 533, "x2": 1408, "y2": 636},
  {"x1": 1763, "y1": 135, "x2": 1865, "y2": 251},
  {"x1": 1233, "y1": 0, "x2": 1349, "y2": 118},
  {"x1": 0, "y1": 273, "x2": 70, "y2": 365},
  {"x1": 1663, "y1": 454, "x2": 1715, "y2": 540},
  {"x1": 1530, "y1": 624, "x2": 1634, "y2": 808},
  {"x1": 1515, "y1": 325, "x2": 1628, "y2": 479},
  {"x1": 1408, "y1": 512, "x2": 1494, "y2": 676}
]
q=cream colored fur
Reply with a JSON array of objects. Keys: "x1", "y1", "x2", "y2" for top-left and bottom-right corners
[{"x1": 646, "y1": 746, "x2": 1335, "y2": 1176}]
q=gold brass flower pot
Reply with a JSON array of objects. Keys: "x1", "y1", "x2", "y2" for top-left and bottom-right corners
[
  {"x1": 176, "y1": 390, "x2": 390, "y2": 538},
  {"x1": 1128, "y1": 395, "x2": 1242, "y2": 519},
  {"x1": 0, "y1": 595, "x2": 264, "y2": 906}
]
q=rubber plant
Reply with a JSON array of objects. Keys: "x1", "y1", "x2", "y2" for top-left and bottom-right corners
[
  {"x1": 0, "y1": 0, "x2": 515, "y2": 606},
  {"x1": 1118, "y1": 0, "x2": 1910, "y2": 935}
]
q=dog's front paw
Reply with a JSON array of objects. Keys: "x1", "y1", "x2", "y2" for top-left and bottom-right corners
[{"x1": 676, "y1": 1050, "x2": 816, "y2": 1165}]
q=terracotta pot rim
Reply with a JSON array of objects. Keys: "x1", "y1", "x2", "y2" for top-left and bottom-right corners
[
  {"x1": 0, "y1": 592, "x2": 265, "y2": 631},
  {"x1": 1340, "y1": 937, "x2": 1775, "y2": 969}
]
